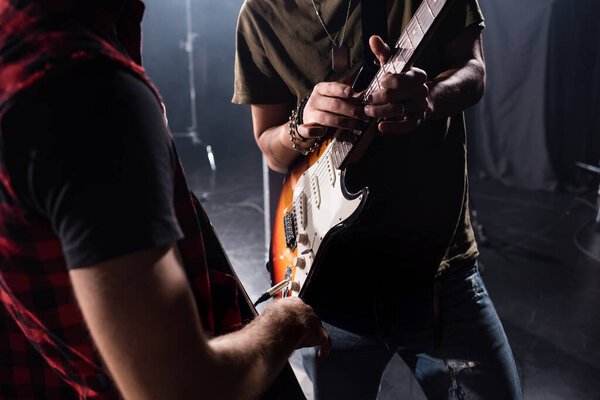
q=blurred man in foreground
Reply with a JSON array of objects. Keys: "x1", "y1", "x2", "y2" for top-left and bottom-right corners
[{"x1": 0, "y1": 1, "x2": 329, "y2": 398}]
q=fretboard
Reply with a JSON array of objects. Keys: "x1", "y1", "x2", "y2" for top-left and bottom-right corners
[{"x1": 330, "y1": 0, "x2": 452, "y2": 168}]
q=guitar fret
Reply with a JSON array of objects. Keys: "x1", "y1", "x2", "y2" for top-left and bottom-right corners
[
  {"x1": 339, "y1": 139, "x2": 349, "y2": 160},
  {"x1": 425, "y1": 0, "x2": 444, "y2": 16},
  {"x1": 334, "y1": 143, "x2": 343, "y2": 166},
  {"x1": 342, "y1": 134, "x2": 352, "y2": 149},
  {"x1": 387, "y1": 57, "x2": 398, "y2": 73},
  {"x1": 337, "y1": 136, "x2": 346, "y2": 151},
  {"x1": 397, "y1": 34, "x2": 413, "y2": 65},
  {"x1": 331, "y1": 147, "x2": 338, "y2": 169},
  {"x1": 404, "y1": 26, "x2": 414, "y2": 48},
  {"x1": 340, "y1": 143, "x2": 347, "y2": 163},
  {"x1": 337, "y1": 0, "x2": 449, "y2": 167},
  {"x1": 373, "y1": 69, "x2": 382, "y2": 90},
  {"x1": 411, "y1": 15, "x2": 425, "y2": 36},
  {"x1": 394, "y1": 58, "x2": 406, "y2": 73},
  {"x1": 331, "y1": 143, "x2": 339, "y2": 167},
  {"x1": 381, "y1": 60, "x2": 388, "y2": 74},
  {"x1": 334, "y1": 143, "x2": 344, "y2": 168},
  {"x1": 406, "y1": 19, "x2": 424, "y2": 49},
  {"x1": 416, "y1": 2, "x2": 435, "y2": 32}
]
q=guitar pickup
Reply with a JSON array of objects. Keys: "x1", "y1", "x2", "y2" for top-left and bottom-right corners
[
  {"x1": 326, "y1": 155, "x2": 336, "y2": 186},
  {"x1": 295, "y1": 192, "x2": 307, "y2": 231},
  {"x1": 283, "y1": 209, "x2": 297, "y2": 251},
  {"x1": 310, "y1": 176, "x2": 321, "y2": 209}
]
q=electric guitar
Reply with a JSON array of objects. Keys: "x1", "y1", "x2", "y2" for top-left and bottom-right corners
[{"x1": 270, "y1": 0, "x2": 455, "y2": 300}]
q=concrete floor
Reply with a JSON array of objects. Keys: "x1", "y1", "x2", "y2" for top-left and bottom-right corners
[{"x1": 177, "y1": 141, "x2": 600, "y2": 400}]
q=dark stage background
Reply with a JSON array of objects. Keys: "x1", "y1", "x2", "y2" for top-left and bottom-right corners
[
  {"x1": 141, "y1": 0, "x2": 600, "y2": 399},
  {"x1": 467, "y1": 0, "x2": 600, "y2": 191}
]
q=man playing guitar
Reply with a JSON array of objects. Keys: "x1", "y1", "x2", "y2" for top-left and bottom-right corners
[{"x1": 233, "y1": 0, "x2": 523, "y2": 398}]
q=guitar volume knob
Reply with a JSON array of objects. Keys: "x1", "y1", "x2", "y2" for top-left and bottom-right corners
[
  {"x1": 297, "y1": 233, "x2": 309, "y2": 245},
  {"x1": 293, "y1": 256, "x2": 306, "y2": 269},
  {"x1": 290, "y1": 281, "x2": 301, "y2": 292}
]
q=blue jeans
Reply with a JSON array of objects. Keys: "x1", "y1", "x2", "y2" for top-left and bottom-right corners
[{"x1": 301, "y1": 261, "x2": 522, "y2": 400}]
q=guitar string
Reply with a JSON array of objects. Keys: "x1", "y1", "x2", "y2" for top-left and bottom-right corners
[
  {"x1": 292, "y1": 137, "x2": 360, "y2": 231},
  {"x1": 293, "y1": 50, "x2": 412, "y2": 216},
  {"x1": 291, "y1": 139, "x2": 342, "y2": 230},
  {"x1": 292, "y1": 142, "x2": 335, "y2": 214},
  {"x1": 295, "y1": 130, "x2": 364, "y2": 216},
  {"x1": 283, "y1": 10, "x2": 438, "y2": 284},
  {"x1": 361, "y1": 0, "x2": 440, "y2": 98},
  {"x1": 281, "y1": 0, "x2": 445, "y2": 279},
  {"x1": 289, "y1": 0, "x2": 440, "y2": 231}
]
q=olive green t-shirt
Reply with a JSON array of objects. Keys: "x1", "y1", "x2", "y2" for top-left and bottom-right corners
[{"x1": 233, "y1": 0, "x2": 485, "y2": 282}]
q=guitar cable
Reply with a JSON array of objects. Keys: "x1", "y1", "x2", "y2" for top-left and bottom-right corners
[{"x1": 253, "y1": 278, "x2": 291, "y2": 306}]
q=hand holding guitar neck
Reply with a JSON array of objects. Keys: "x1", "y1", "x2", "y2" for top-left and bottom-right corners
[
  {"x1": 363, "y1": 35, "x2": 429, "y2": 134},
  {"x1": 270, "y1": 0, "x2": 457, "y2": 299}
]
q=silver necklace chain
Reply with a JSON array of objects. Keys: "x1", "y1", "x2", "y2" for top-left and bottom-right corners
[{"x1": 310, "y1": 0, "x2": 353, "y2": 48}]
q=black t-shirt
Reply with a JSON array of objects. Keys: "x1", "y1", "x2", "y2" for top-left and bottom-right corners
[{"x1": 0, "y1": 63, "x2": 183, "y2": 269}]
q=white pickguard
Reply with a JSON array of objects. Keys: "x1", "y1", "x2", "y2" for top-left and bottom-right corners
[{"x1": 286, "y1": 142, "x2": 365, "y2": 296}]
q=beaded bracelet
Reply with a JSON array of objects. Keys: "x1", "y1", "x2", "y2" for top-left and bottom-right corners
[
  {"x1": 294, "y1": 95, "x2": 311, "y2": 141},
  {"x1": 288, "y1": 108, "x2": 320, "y2": 156}
]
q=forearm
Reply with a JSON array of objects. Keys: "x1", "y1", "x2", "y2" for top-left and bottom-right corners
[
  {"x1": 252, "y1": 83, "x2": 365, "y2": 171},
  {"x1": 425, "y1": 57, "x2": 486, "y2": 121},
  {"x1": 129, "y1": 310, "x2": 303, "y2": 400},
  {"x1": 207, "y1": 315, "x2": 302, "y2": 400},
  {"x1": 425, "y1": 26, "x2": 486, "y2": 121},
  {"x1": 71, "y1": 246, "x2": 308, "y2": 400},
  {"x1": 256, "y1": 122, "x2": 301, "y2": 173}
]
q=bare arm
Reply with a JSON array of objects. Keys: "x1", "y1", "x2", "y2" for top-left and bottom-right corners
[
  {"x1": 252, "y1": 25, "x2": 484, "y2": 172},
  {"x1": 252, "y1": 83, "x2": 366, "y2": 173},
  {"x1": 251, "y1": 103, "x2": 296, "y2": 173},
  {"x1": 425, "y1": 24, "x2": 486, "y2": 120},
  {"x1": 69, "y1": 243, "x2": 330, "y2": 400}
]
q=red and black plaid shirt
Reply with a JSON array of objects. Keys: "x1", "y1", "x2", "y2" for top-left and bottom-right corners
[{"x1": 0, "y1": 1, "x2": 242, "y2": 398}]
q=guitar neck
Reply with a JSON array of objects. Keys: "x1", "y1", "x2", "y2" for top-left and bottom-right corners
[{"x1": 330, "y1": 0, "x2": 453, "y2": 168}]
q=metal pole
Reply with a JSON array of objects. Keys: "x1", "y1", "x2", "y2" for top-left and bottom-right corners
[
  {"x1": 185, "y1": 0, "x2": 198, "y2": 135},
  {"x1": 174, "y1": 0, "x2": 216, "y2": 171}
]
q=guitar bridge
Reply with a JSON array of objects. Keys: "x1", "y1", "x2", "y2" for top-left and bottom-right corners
[{"x1": 283, "y1": 209, "x2": 298, "y2": 250}]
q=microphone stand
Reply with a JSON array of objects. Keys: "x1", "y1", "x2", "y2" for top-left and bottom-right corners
[{"x1": 173, "y1": 0, "x2": 216, "y2": 171}]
